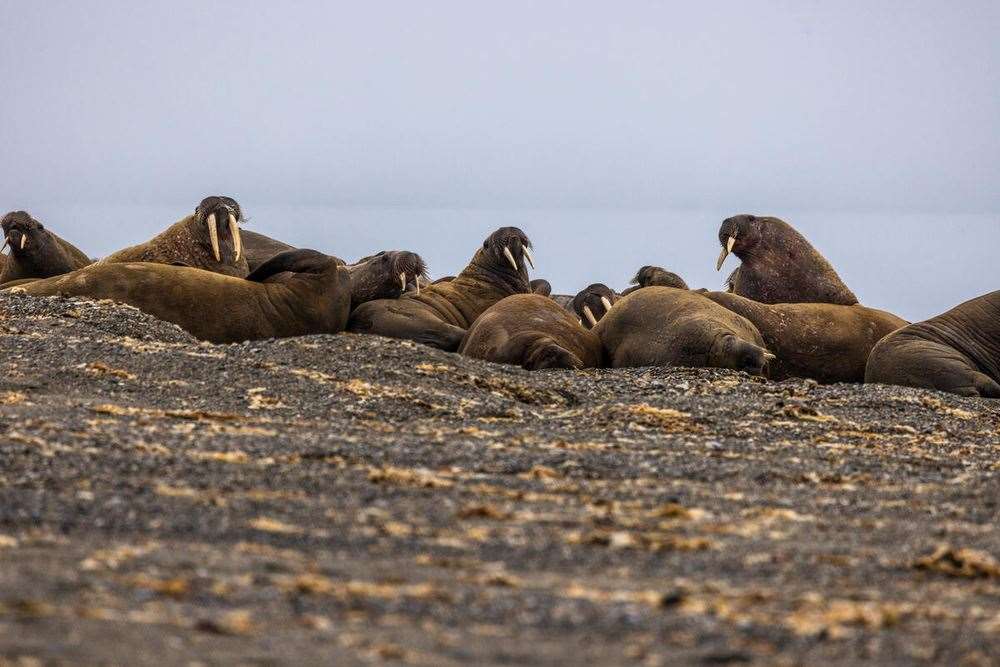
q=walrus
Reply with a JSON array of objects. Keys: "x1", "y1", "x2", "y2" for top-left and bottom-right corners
[
  {"x1": 715, "y1": 214, "x2": 858, "y2": 305},
  {"x1": 347, "y1": 227, "x2": 535, "y2": 351},
  {"x1": 703, "y1": 291, "x2": 907, "y2": 383},
  {"x1": 241, "y1": 229, "x2": 296, "y2": 273},
  {"x1": 101, "y1": 196, "x2": 249, "y2": 277},
  {"x1": 593, "y1": 287, "x2": 774, "y2": 374},
  {"x1": 619, "y1": 265, "x2": 689, "y2": 296},
  {"x1": 459, "y1": 294, "x2": 601, "y2": 370},
  {"x1": 865, "y1": 291, "x2": 1000, "y2": 398},
  {"x1": 571, "y1": 283, "x2": 617, "y2": 329},
  {"x1": 530, "y1": 279, "x2": 552, "y2": 297},
  {"x1": 0, "y1": 211, "x2": 92, "y2": 283},
  {"x1": 13, "y1": 249, "x2": 347, "y2": 343}
]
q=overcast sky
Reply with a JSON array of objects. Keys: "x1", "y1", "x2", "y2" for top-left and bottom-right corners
[{"x1": 0, "y1": 1, "x2": 997, "y2": 319}]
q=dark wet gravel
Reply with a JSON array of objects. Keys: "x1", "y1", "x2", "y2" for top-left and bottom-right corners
[{"x1": 1, "y1": 292, "x2": 1000, "y2": 665}]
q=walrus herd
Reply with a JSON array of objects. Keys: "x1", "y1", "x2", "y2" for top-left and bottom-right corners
[{"x1": 1, "y1": 199, "x2": 996, "y2": 399}]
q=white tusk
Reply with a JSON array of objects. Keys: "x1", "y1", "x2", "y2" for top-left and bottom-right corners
[
  {"x1": 207, "y1": 213, "x2": 221, "y2": 262},
  {"x1": 415, "y1": 278, "x2": 420, "y2": 295},
  {"x1": 716, "y1": 236, "x2": 736, "y2": 271},
  {"x1": 400, "y1": 272, "x2": 407, "y2": 292},
  {"x1": 1, "y1": 239, "x2": 8, "y2": 254},
  {"x1": 229, "y1": 213, "x2": 242, "y2": 262},
  {"x1": 503, "y1": 246, "x2": 518, "y2": 271},
  {"x1": 600, "y1": 296, "x2": 613, "y2": 313},
  {"x1": 583, "y1": 305, "x2": 598, "y2": 328},
  {"x1": 522, "y1": 246, "x2": 535, "y2": 269},
  {"x1": 20, "y1": 234, "x2": 27, "y2": 250}
]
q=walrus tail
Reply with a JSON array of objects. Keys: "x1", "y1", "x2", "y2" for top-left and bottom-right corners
[
  {"x1": 522, "y1": 336, "x2": 584, "y2": 371},
  {"x1": 247, "y1": 249, "x2": 336, "y2": 282}
]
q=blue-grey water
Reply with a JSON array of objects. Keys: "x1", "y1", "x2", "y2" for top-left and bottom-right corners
[{"x1": 25, "y1": 203, "x2": 997, "y2": 323}]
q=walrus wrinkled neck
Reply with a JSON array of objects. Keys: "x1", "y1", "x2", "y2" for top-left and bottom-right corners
[{"x1": 461, "y1": 250, "x2": 530, "y2": 296}]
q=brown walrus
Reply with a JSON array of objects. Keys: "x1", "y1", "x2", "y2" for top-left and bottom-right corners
[
  {"x1": 13, "y1": 249, "x2": 348, "y2": 343},
  {"x1": 571, "y1": 283, "x2": 617, "y2": 329},
  {"x1": 703, "y1": 291, "x2": 907, "y2": 383},
  {"x1": 530, "y1": 279, "x2": 552, "y2": 297},
  {"x1": 0, "y1": 211, "x2": 92, "y2": 283},
  {"x1": 619, "y1": 266, "x2": 689, "y2": 296},
  {"x1": 459, "y1": 294, "x2": 601, "y2": 370},
  {"x1": 593, "y1": 287, "x2": 774, "y2": 374},
  {"x1": 715, "y1": 214, "x2": 858, "y2": 305},
  {"x1": 866, "y1": 291, "x2": 1000, "y2": 398},
  {"x1": 101, "y1": 196, "x2": 248, "y2": 277},
  {"x1": 347, "y1": 227, "x2": 535, "y2": 351}
]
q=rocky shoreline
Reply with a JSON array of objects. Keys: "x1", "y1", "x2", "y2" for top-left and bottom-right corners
[{"x1": 1, "y1": 293, "x2": 999, "y2": 665}]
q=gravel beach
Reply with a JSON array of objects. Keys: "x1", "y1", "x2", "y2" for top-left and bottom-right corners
[{"x1": 1, "y1": 293, "x2": 998, "y2": 665}]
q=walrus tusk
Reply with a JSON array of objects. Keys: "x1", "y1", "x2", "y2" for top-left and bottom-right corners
[
  {"x1": 415, "y1": 279, "x2": 420, "y2": 295},
  {"x1": 583, "y1": 304, "x2": 598, "y2": 328},
  {"x1": 600, "y1": 296, "x2": 613, "y2": 313},
  {"x1": 229, "y1": 213, "x2": 242, "y2": 262},
  {"x1": 19, "y1": 234, "x2": 27, "y2": 250},
  {"x1": 207, "y1": 213, "x2": 221, "y2": 262},
  {"x1": 503, "y1": 246, "x2": 518, "y2": 271},
  {"x1": 399, "y1": 272, "x2": 407, "y2": 292},
  {"x1": 522, "y1": 246, "x2": 535, "y2": 269},
  {"x1": 1, "y1": 239, "x2": 8, "y2": 254},
  {"x1": 715, "y1": 235, "x2": 736, "y2": 271}
]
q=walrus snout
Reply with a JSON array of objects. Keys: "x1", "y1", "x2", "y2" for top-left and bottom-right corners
[
  {"x1": 1, "y1": 211, "x2": 43, "y2": 254},
  {"x1": 716, "y1": 214, "x2": 757, "y2": 271},
  {"x1": 195, "y1": 196, "x2": 243, "y2": 264},
  {"x1": 572, "y1": 283, "x2": 617, "y2": 329},
  {"x1": 483, "y1": 227, "x2": 534, "y2": 273}
]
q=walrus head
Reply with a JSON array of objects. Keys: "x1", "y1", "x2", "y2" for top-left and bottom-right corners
[
  {"x1": 194, "y1": 196, "x2": 244, "y2": 264},
  {"x1": 1, "y1": 211, "x2": 54, "y2": 260},
  {"x1": 631, "y1": 265, "x2": 689, "y2": 290},
  {"x1": 572, "y1": 283, "x2": 617, "y2": 329},
  {"x1": 715, "y1": 214, "x2": 764, "y2": 271},
  {"x1": 530, "y1": 278, "x2": 552, "y2": 297},
  {"x1": 347, "y1": 250, "x2": 428, "y2": 308},
  {"x1": 482, "y1": 227, "x2": 535, "y2": 276}
]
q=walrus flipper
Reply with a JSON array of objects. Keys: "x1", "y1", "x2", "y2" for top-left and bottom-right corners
[
  {"x1": 247, "y1": 249, "x2": 334, "y2": 282},
  {"x1": 522, "y1": 335, "x2": 584, "y2": 370}
]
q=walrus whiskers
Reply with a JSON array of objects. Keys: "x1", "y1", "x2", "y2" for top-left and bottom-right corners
[
  {"x1": 228, "y1": 214, "x2": 242, "y2": 262},
  {"x1": 206, "y1": 213, "x2": 221, "y2": 262},
  {"x1": 503, "y1": 246, "x2": 518, "y2": 271}
]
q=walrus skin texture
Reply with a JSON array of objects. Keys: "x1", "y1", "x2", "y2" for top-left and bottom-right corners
[
  {"x1": 101, "y1": 196, "x2": 249, "y2": 277},
  {"x1": 459, "y1": 293, "x2": 602, "y2": 370},
  {"x1": 715, "y1": 214, "x2": 858, "y2": 306},
  {"x1": 703, "y1": 291, "x2": 907, "y2": 383},
  {"x1": 0, "y1": 211, "x2": 92, "y2": 283},
  {"x1": 593, "y1": 287, "x2": 775, "y2": 375},
  {"x1": 347, "y1": 227, "x2": 535, "y2": 351},
  {"x1": 12, "y1": 249, "x2": 351, "y2": 344},
  {"x1": 866, "y1": 290, "x2": 1000, "y2": 398}
]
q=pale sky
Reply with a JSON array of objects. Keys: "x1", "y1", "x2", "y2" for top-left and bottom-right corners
[{"x1": 1, "y1": 1, "x2": 997, "y2": 319}]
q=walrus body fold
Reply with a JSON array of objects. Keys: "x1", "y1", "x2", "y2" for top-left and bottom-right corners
[
  {"x1": 348, "y1": 227, "x2": 534, "y2": 351},
  {"x1": 593, "y1": 287, "x2": 774, "y2": 375},
  {"x1": 0, "y1": 211, "x2": 92, "y2": 283},
  {"x1": 102, "y1": 196, "x2": 249, "y2": 277},
  {"x1": 13, "y1": 249, "x2": 351, "y2": 344},
  {"x1": 866, "y1": 291, "x2": 1000, "y2": 398},
  {"x1": 703, "y1": 292, "x2": 907, "y2": 383},
  {"x1": 715, "y1": 215, "x2": 857, "y2": 305},
  {"x1": 459, "y1": 294, "x2": 601, "y2": 370}
]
